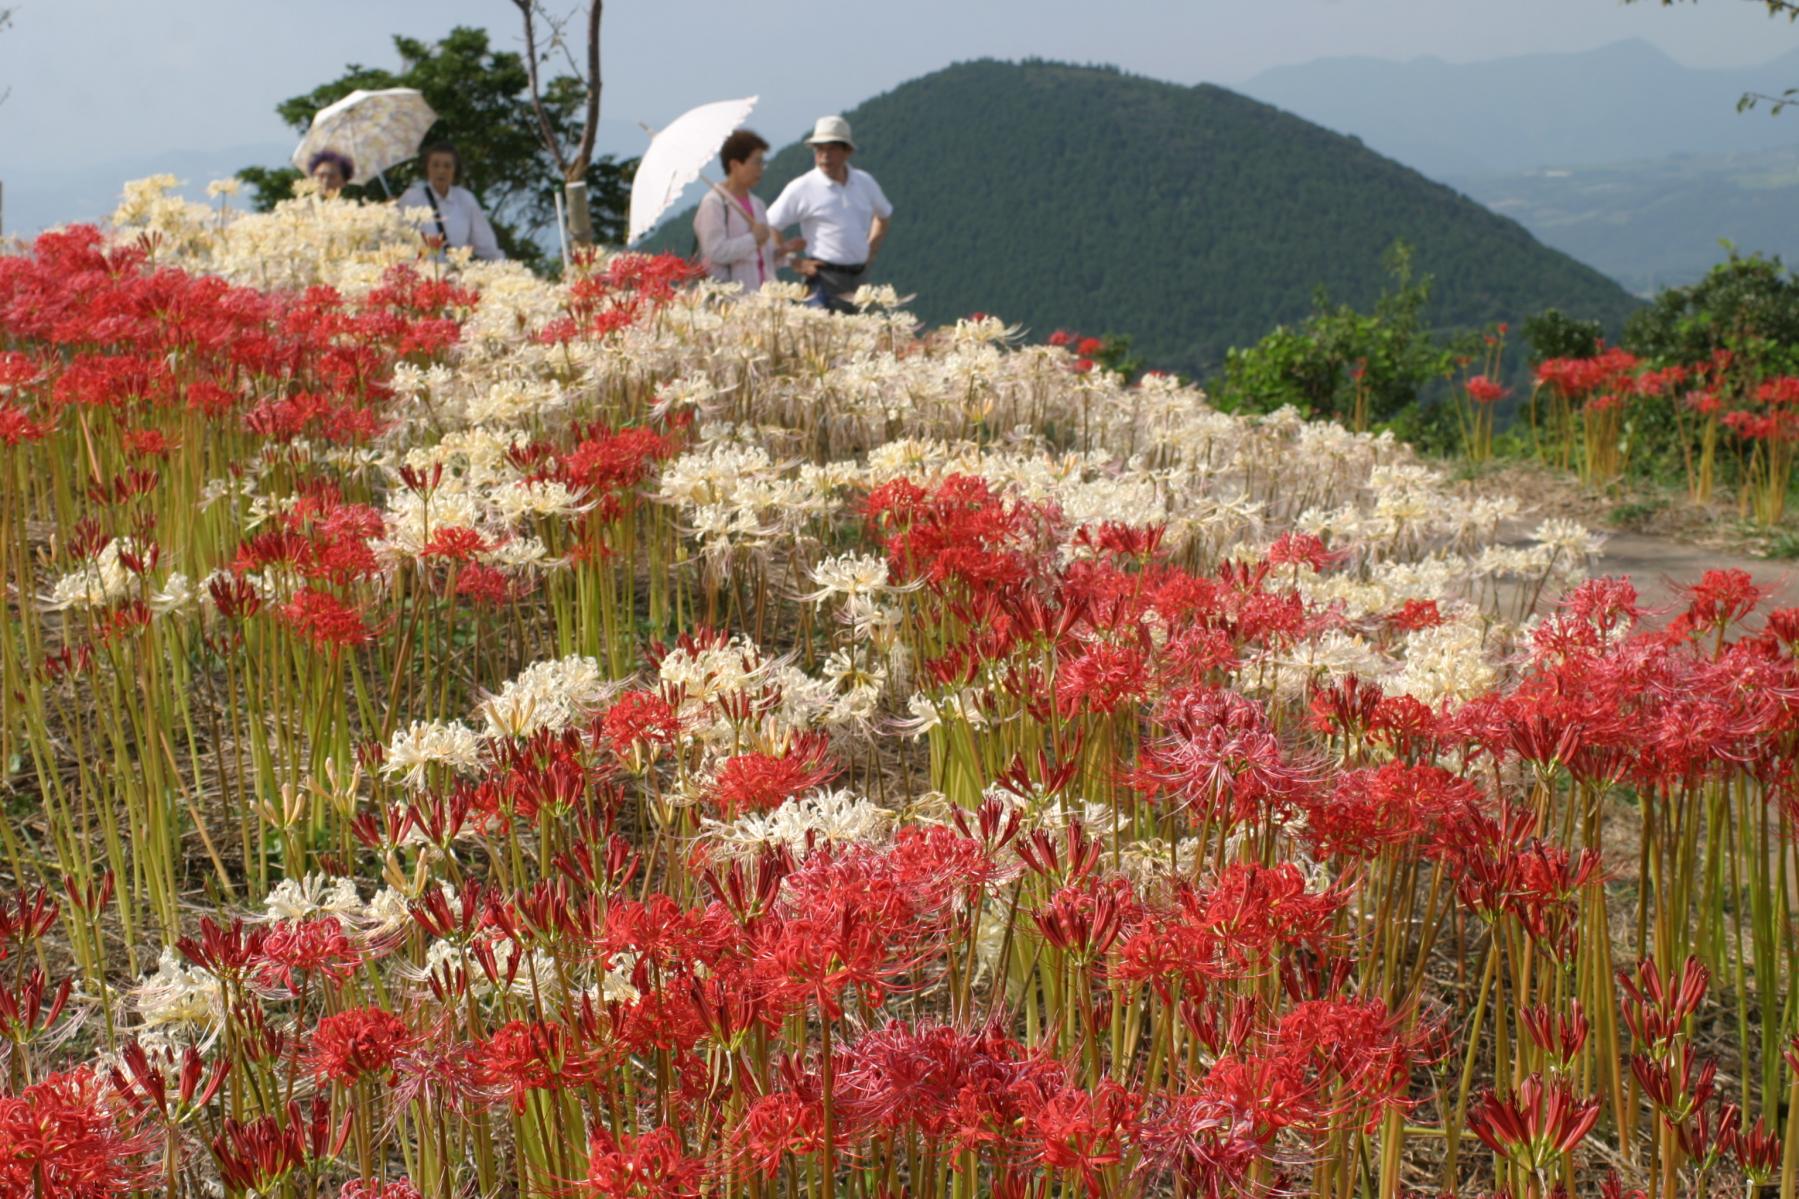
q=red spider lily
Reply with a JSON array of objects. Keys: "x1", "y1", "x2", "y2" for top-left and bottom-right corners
[
  {"x1": 1017, "y1": 821, "x2": 1104, "y2": 885},
  {"x1": 387, "y1": 1034, "x2": 485, "y2": 1120},
  {"x1": 733, "y1": 1090, "x2": 825, "y2": 1178},
  {"x1": 834, "y1": 1019, "x2": 1032, "y2": 1144},
  {"x1": 1468, "y1": 1074, "x2": 1601, "y2": 1171},
  {"x1": 950, "y1": 790, "x2": 1026, "y2": 854},
  {"x1": 1723, "y1": 1110, "x2": 1783, "y2": 1182},
  {"x1": 1617, "y1": 956, "x2": 1708, "y2": 1052},
  {"x1": 1055, "y1": 639, "x2": 1151, "y2": 717},
  {"x1": 1072, "y1": 520, "x2": 1168, "y2": 562},
  {"x1": 579, "y1": 1124, "x2": 706, "y2": 1197},
  {"x1": 477, "y1": 1019, "x2": 598, "y2": 1113},
  {"x1": 340, "y1": 1180, "x2": 424, "y2": 1199},
  {"x1": 1308, "y1": 674, "x2": 1385, "y2": 741},
  {"x1": 455, "y1": 561, "x2": 532, "y2": 606},
  {"x1": 749, "y1": 846, "x2": 955, "y2": 1020},
  {"x1": 363, "y1": 263, "x2": 480, "y2": 316},
  {"x1": 310, "y1": 1006, "x2": 415, "y2": 1085},
  {"x1": 176, "y1": 916, "x2": 269, "y2": 982},
  {"x1": 1465, "y1": 374, "x2": 1508, "y2": 405},
  {"x1": 1266, "y1": 531, "x2": 1336, "y2": 572},
  {"x1": 211, "y1": 1095, "x2": 351, "y2": 1193},
  {"x1": 1535, "y1": 347, "x2": 1640, "y2": 401},
  {"x1": 1189, "y1": 1049, "x2": 1321, "y2": 1144},
  {"x1": 1131, "y1": 1091, "x2": 1265, "y2": 1197},
  {"x1": 1669, "y1": 568, "x2": 1766, "y2": 640},
  {"x1": 707, "y1": 732, "x2": 839, "y2": 817},
  {"x1": 1302, "y1": 760, "x2": 1477, "y2": 861},
  {"x1": 555, "y1": 422, "x2": 678, "y2": 518},
  {"x1": 1673, "y1": 1097, "x2": 1736, "y2": 1172},
  {"x1": 1387, "y1": 597, "x2": 1443, "y2": 631},
  {"x1": 891, "y1": 820, "x2": 1020, "y2": 905},
  {"x1": 1631, "y1": 1042, "x2": 1716, "y2": 1123},
  {"x1": 0, "y1": 886, "x2": 60, "y2": 955},
  {"x1": 108, "y1": 1040, "x2": 230, "y2": 1123},
  {"x1": 255, "y1": 916, "x2": 361, "y2": 989},
  {"x1": 0, "y1": 1067, "x2": 156, "y2": 1198},
  {"x1": 420, "y1": 524, "x2": 489, "y2": 562},
  {"x1": 1137, "y1": 686, "x2": 1313, "y2": 826},
  {"x1": 207, "y1": 572, "x2": 263, "y2": 621},
  {"x1": 1436, "y1": 804, "x2": 1603, "y2": 948},
  {"x1": 596, "y1": 688, "x2": 686, "y2": 760},
  {"x1": 1274, "y1": 996, "x2": 1442, "y2": 1127},
  {"x1": 61, "y1": 873, "x2": 112, "y2": 921},
  {"x1": 1520, "y1": 1000, "x2": 1590, "y2": 1068},
  {"x1": 1547, "y1": 575, "x2": 1642, "y2": 647},
  {"x1": 1185, "y1": 863, "x2": 1342, "y2": 973},
  {"x1": 279, "y1": 587, "x2": 375, "y2": 651},
  {"x1": 872, "y1": 474, "x2": 1061, "y2": 597},
  {"x1": 1032, "y1": 882, "x2": 1126, "y2": 960},
  {"x1": 1016, "y1": 1077, "x2": 1140, "y2": 1195}
]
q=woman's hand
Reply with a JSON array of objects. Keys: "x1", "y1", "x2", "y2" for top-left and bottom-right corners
[{"x1": 752, "y1": 221, "x2": 772, "y2": 247}]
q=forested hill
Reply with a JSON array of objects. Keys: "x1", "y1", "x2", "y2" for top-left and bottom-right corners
[{"x1": 647, "y1": 59, "x2": 1639, "y2": 377}]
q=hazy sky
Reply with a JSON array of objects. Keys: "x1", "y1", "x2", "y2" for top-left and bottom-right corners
[{"x1": 2, "y1": 0, "x2": 1796, "y2": 176}]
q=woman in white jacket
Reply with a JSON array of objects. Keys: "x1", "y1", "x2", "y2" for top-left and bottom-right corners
[{"x1": 694, "y1": 130, "x2": 799, "y2": 293}]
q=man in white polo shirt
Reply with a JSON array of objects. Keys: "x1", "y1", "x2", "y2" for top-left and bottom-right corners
[{"x1": 766, "y1": 115, "x2": 894, "y2": 313}]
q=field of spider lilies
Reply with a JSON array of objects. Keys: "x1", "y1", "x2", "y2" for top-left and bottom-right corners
[{"x1": 0, "y1": 178, "x2": 1795, "y2": 1199}]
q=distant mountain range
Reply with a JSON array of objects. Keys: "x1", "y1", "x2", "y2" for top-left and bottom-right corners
[
  {"x1": 1450, "y1": 145, "x2": 1799, "y2": 295},
  {"x1": 649, "y1": 60, "x2": 1638, "y2": 377},
  {"x1": 1239, "y1": 38, "x2": 1799, "y2": 178}
]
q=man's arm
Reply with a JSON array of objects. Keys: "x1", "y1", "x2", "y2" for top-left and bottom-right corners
[{"x1": 864, "y1": 175, "x2": 894, "y2": 266}]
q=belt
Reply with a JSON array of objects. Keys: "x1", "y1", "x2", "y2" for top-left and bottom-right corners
[{"x1": 816, "y1": 262, "x2": 866, "y2": 274}]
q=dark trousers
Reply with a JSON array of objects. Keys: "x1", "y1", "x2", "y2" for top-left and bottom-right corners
[{"x1": 805, "y1": 262, "x2": 866, "y2": 314}]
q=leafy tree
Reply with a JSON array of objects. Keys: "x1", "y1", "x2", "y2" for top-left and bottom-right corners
[
  {"x1": 1521, "y1": 308, "x2": 1604, "y2": 363},
  {"x1": 1216, "y1": 244, "x2": 1462, "y2": 430},
  {"x1": 1623, "y1": 250, "x2": 1799, "y2": 374},
  {"x1": 237, "y1": 26, "x2": 632, "y2": 265}
]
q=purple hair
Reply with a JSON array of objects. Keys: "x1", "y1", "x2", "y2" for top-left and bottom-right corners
[{"x1": 308, "y1": 149, "x2": 355, "y2": 181}]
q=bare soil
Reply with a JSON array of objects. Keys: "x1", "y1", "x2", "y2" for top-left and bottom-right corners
[{"x1": 1459, "y1": 460, "x2": 1794, "y2": 618}]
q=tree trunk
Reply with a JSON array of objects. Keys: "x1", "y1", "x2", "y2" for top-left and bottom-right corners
[{"x1": 564, "y1": 179, "x2": 594, "y2": 248}]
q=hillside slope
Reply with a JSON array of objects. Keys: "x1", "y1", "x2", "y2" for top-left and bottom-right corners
[{"x1": 651, "y1": 60, "x2": 1638, "y2": 375}]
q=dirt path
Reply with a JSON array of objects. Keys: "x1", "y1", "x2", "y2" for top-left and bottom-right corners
[
  {"x1": 1591, "y1": 528, "x2": 1791, "y2": 619},
  {"x1": 1470, "y1": 461, "x2": 1792, "y2": 622}
]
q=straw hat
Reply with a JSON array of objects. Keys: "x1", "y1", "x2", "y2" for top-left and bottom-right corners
[{"x1": 804, "y1": 115, "x2": 856, "y2": 150}]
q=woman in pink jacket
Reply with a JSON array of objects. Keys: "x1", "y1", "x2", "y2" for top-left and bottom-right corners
[{"x1": 694, "y1": 130, "x2": 800, "y2": 293}]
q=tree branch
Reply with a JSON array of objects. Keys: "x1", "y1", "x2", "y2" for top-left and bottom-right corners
[
  {"x1": 1624, "y1": 0, "x2": 1799, "y2": 16},
  {"x1": 509, "y1": 0, "x2": 571, "y2": 176},
  {"x1": 571, "y1": 1, "x2": 603, "y2": 180}
]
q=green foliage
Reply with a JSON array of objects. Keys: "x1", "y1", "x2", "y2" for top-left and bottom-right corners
[
  {"x1": 1522, "y1": 308, "x2": 1605, "y2": 363},
  {"x1": 1623, "y1": 250, "x2": 1799, "y2": 375},
  {"x1": 237, "y1": 26, "x2": 633, "y2": 264},
  {"x1": 1215, "y1": 244, "x2": 1461, "y2": 428},
  {"x1": 1091, "y1": 333, "x2": 1146, "y2": 383},
  {"x1": 1608, "y1": 498, "x2": 1668, "y2": 530},
  {"x1": 646, "y1": 59, "x2": 1640, "y2": 377}
]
